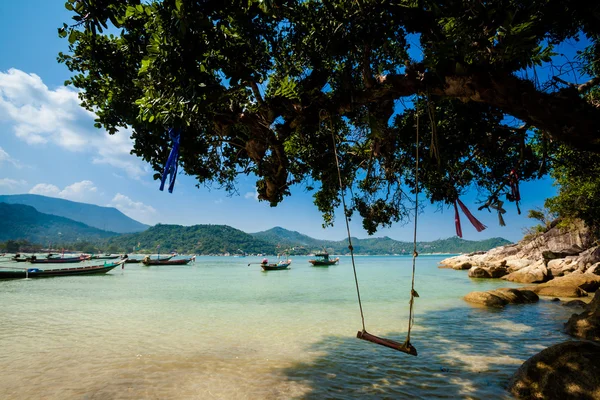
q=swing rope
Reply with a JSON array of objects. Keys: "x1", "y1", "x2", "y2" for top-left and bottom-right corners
[
  {"x1": 329, "y1": 120, "x2": 366, "y2": 333},
  {"x1": 327, "y1": 101, "x2": 420, "y2": 356}
]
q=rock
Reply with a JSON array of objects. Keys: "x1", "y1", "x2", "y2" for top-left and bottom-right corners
[
  {"x1": 467, "y1": 264, "x2": 508, "y2": 279},
  {"x1": 565, "y1": 290, "x2": 600, "y2": 341},
  {"x1": 515, "y1": 219, "x2": 593, "y2": 260},
  {"x1": 438, "y1": 254, "x2": 479, "y2": 270},
  {"x1": 540, "y1": 274, "x2": 600, "y2": 292},
  {"x1": 562, "y1": 300, "x2": 588, "y2": 308},
  {"x1": 551, "y1": 297, "x2": 560, "y2": 302},
  {"x1": 464, "y1": 291, "x2": 508, "y2": 307},
  {"x1": 464, "y1": 288, "x2": 538, "y2": 307},
  {"x1": 586, "y1": 263, "x2": 600, "y2": 275},
  {"x1": 489, "y1": 288, "x2": 538, "y2": 304},
  {"x1": 547, "y1": 258, "x2": 577, "y2": 278},
  {"x1": 504, "y1": 258, "x2": 533, "y2": 272},
  {"x1": 542, "y1": 246, "x2": 583, "y2": 261},
  {"x1": 530, "y1": 286, "x2": 588, "y2": 298},
  {"x1": 502, "y1": 260, "x2": 548, "y2": 283},
  {"x1": 508, "y1": 340, "x2": 600, "y2": 400},
  {"x1": 576, "y1": 246, "x2": 600, "y2": 267}
]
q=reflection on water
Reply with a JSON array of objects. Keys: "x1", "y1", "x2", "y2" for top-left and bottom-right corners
[{"x1": 0, "y1": 255, "x2": 574, "y2": 399}]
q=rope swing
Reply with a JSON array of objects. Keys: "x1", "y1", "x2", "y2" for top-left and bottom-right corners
[{"x1": 329, "y1": 104, "x2": 421, "y2": 356}]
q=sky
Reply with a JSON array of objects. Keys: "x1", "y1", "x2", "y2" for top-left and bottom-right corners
[{"x1": 0, "y1": 0, "x2": 574, "y2": 243}]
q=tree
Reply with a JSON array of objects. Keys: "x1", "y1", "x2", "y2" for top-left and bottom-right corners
[{"x1": 59, "y1": 0, "x2": 600, "y2": 233}]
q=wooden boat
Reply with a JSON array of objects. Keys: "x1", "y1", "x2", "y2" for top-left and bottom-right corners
[
  {"x1": 309, "y1": 252, "x2": 339, "y2": 266},
  {"x1": 261, "y1": 259, "x2": 292, "y2": 271},
  {"x1": 11, "y1": 254, "x2": 29, "y2": 262},
  {"x1": 0, "y1": 261, "x2": 123, "y2": 279},
  {"x1": 28, "y1": 255, "x2": 89, "y2": 264},
  {"x1": 141, "y1": 257, "x2": 191, "y2": 266},
  {"x1": 91, "y1": 254, "x2": 120, "y2": 260}
]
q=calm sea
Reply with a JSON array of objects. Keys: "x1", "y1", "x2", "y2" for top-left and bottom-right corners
[{"x1": 0, "y1": 255, "x2": 574, "y2": 399}]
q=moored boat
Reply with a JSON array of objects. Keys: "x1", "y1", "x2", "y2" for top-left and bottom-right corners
[
  {"x1": 141, "y1": 257, "x2": 191, "y2": 266},
  {"x1": 261, "y1": 259, "x2": 292, "y2": 271},
  {"x1": 0, "y1": 261, "x2": 124, "y2": 279},
  {"x1": 308, "y1": 252, "x2": 339, "y2": 266},
  {"x1": 28, "y1": 255, "x2": 89, "y2": 264},
  {"x1": 91, "y1": 254, "x2": 120, "y2": 260}
]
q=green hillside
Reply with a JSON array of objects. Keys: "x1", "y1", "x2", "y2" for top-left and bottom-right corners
[
  {"x1": 106, "y1": 224, "x2": 278, "y2": 254},
  {"x1": 252, "y1": 227, "x2": 511, "y2": 255},
  {"x1": 0, "y1": 194, "x2": 148, "y2": 233},
  {"x1": 0, "y1": 202, "x2": 119, "y2": 243}
]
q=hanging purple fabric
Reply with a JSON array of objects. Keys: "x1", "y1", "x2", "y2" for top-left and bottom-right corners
[{"x1": 159, "y1": 128, "x2": 181, "y2": 193}]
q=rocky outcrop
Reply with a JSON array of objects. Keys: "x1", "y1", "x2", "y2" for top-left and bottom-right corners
[
  {"x1": 467, "y1": 264, "x2": 508, "y2": 279},
  {"x1": 565, "y1": 290, "x2": 600, "y2": 341},
  {"x1": 514, "y1": 219, "x2": 593, "y2": 260},
  {"x1": 502, "y1": 260, "x2": 549, "y2": 283},
  {"x1": 508, "y1": 340, "x2": 600, "y2": 400},
  {"x1": 464, "y1": 288, "x2": 538, "y2": 307},
  {"x1": 534, "y1": 274, "x2": 600, "y2": 293}
]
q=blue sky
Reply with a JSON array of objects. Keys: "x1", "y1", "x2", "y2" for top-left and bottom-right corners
[{"x1": 0, "y1": 1, "x2": 574, "y2": 242}]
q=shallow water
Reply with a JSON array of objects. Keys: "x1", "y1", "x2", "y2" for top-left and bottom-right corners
[{"x1": 0, "y1": 255, "x2": 574, "y2": 399}]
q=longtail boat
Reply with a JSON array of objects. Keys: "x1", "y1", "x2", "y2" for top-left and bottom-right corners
[
  {"x1": 123, "y1": 255, "x2": 173, "y2": 263},
  {"x1": 142, "y1": 257, "x2": 191, "y2": 266},
  {"x1": 11, "y1": 254, "x2": 29, "y2": 262},
  {"x1": 0, "y1": 261, "x2": 123, "y2": 279},
  {"x1": 27, "y1": 255, "x2": 89, "y2": 264},
  {"x1": 308, "y1": 252, "x2": 339, "y2": 266},
  {"x1": 261, "y1": 259, "x2": 292, "y2": 271},
  {"x1": 91, "y1": 254, "x2": 120, "y2": 260}
]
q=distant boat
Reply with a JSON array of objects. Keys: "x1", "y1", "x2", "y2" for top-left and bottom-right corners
[
  {"x1": 122, "y1": 254, "x2": 173, "y2": 263},
  {"x1": 91, "y1": 254, "x2": 120, "y2": 260},
  {"x1": 261, "y1": 259, "x2": 292, "y2": 271},
  {"x1": 142, "y1": 257, "x2": 191, "y2": 266},
  {"x1": 11, "y1": 254, "x2": 29, "y2": 263},
  {"x1": 309, "y1": 252, "x2": 339, "y2": 266},
  {"x1": 0, "y1": 261, "x2": 123, "y2": 279},
  {"x1": 28, "y1": 255, "x2": 89, "y2": 264}
]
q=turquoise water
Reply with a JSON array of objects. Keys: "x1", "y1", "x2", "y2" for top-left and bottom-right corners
[{"x1": 0, "y1": 255, "x2": 574, "y2": 399}]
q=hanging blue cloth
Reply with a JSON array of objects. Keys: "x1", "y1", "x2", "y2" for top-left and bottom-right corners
[{"x1": 159, "y1": 128, "x2": 181, "y2": 193}]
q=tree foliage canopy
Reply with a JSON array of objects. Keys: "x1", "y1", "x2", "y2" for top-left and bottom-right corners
[{"x1": 59, "y1": 0, "x2": 600, "y2": 233}]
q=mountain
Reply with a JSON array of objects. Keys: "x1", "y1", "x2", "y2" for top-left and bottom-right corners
[
  {"x1": 251, "y1": 227, "x2": 511, "y2": 255},
  {"x1": 0, "y1": 202, "x2": 119, "y2": 243},
  {"x1": 0, "y1": 194, "x2": 148, "y2": 233},
  {"x1": 106, "y1": 224, "x2": 278, "y2": 254}
]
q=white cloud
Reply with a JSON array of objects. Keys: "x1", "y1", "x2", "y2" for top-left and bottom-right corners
[
  {"x1": 29, "y1": 180, "x2": 98, "y2": 202},
  {"x1": 0, "y1": 69, "x2": 146, "y2": 179},
  {"x1": 108, "y1": 193, "x2": 156, "y2": 224},
  {"x1": 244, "y1": 191, "x2": 259, "y2": 201},
  {"x1": 0, "y1": 146, "x2": 22, "y2": 168},
  {"x1": 214, "y1": 198, "x2": 224, "y2": 204},
  {"x1": 0, "y1": 178, "x2": 28, "y2": 193}
]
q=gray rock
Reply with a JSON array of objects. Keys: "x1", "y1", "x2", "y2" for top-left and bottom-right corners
[
  {"x1": 508, "y1": 341, "x2": 600, "y2": 400},
  {"x1": 565, "y1": 290, "x2": 600, "y2": 341},
  {"x1": 502, "y1": 260, "x2": 548, "y2": 283},
  {"x1": 464, "y1": 291, "x2": 508, "y2": 307},
  {"x1": 562, "y1": 300, "x2": 588, "y2": 308}
]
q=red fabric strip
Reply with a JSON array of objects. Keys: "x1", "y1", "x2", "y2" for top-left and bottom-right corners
[
  {"x1": 457, "y1": 198, "x2": 487, "y2": 232},
  {"x1": 454, "y1": 200, "x2": 462, "y2": 238}
]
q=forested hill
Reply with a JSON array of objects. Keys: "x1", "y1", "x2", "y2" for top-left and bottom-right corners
[
  {"x1": 0, "y1": 194, "x2": 148, "y2": 233},
  {"x1": 106, "y1": 224, "x2": 277, "y2": 254},
  {"x1": 252, "y1": 227, "x2": 511, "y2": 255},
  {"x1": 0, "y1": 202, "x2": 119, "y2": 243}
]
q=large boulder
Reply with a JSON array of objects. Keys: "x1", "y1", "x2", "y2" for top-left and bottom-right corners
[
  {"x1": 439, "y1": 254, "x2": 480, "y2": 270},
  {"x1": 515, "y1": 219, "x2": 593, "y2": 260},
  {"x1": 540, "y1": 274, "x2": 600, "y2": 292},
  {"x1": 586, "y1": 263, "x2": 600, "y2": 276},
  {"x1": 502, "y1": 260, "x2": 548, "y2": 283},
  {"x1": 524, "y1": 285, "x2": 588, "y2": 298},
  {"x1": 505, "y1": 258, "x2": 533, "y2": 272},
  {"x1": 565, "y1": 290, "x2": 600, "y2": 341},
  {"x1": 547, "y1": 258, "x2": 578, "y2": 278},
  {"x1": 507, "y1": 340, "x2": 600, "y2": 400},
  {"x1": 468, "y1": 263, "x2": 508, "y2": 279},
  {"x1": 464, "y1": 288, "x2": 538, "y2": 307},
  {"x1": 489, "y1": 288, "x2": 538, "y2": 304},
  {"x1": 464, "y1": 291, "x2": 508, "y2": 307}
]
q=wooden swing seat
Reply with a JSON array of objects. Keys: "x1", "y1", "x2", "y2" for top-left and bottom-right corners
[{"x1": 357, "y1": 330, "x2": 418, "y2": 356}]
